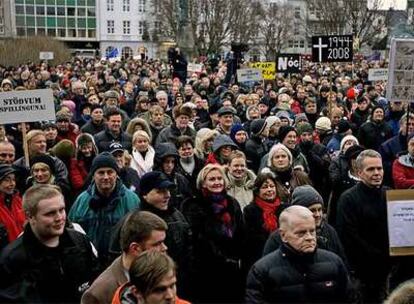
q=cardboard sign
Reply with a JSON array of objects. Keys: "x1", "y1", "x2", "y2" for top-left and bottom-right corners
[
  {"x1": 39, "y1": 52, "x2": 54, "y2": 60},
  {"x1": 187, "y1": 63, "x2": 203, "y2": 73},
  {"x1": 386, "y1": 38, "x2": 414, "y2": 102},
  {"x1": 368, "y1": 68, "x2": 388, "y2": 81},
  {"x1": 312, "y1": 35, "x2": 353, "y2": 62},
  {"x1": 386, "y1": 190, "x2": 414, "y2": 256},
  {"x1": 276, "y1": 54, "x2": 302, "y2": 74},
  {"x1": 249, "y1": 62, "x2": 276, "y2": 80},
  {"x1": 0, "y1": 89, "x2": 55, "y2": 124},
  {"x1": 237, "y1": 68, "x2": 263, "y2": 83}
]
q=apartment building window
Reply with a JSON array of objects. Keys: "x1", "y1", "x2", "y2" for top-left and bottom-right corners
[
  {"x1": 294, "y1": 7, "x2": 301, "y2": 19},
  {"x1": 123, "y1": 20, "x2": 130, "y2": 34},
  {"x1": 138, "y1": 21, "x2": 146, "y2": 35},
  {"x1": 123, "y1": 0, "x2": 130, "y2": 12},
  {"x1": 107, "y1": 0, "x2": 114, "y2": 11},
  {"x1": 107, "y1": 20, "x2": 114, "y2": 34},
  {"x1": 288, "y1": 40, "x2": 294, "y2": 48},
  {"x1": 139, "y1": 0, "x2": 146, "y2": 12}
]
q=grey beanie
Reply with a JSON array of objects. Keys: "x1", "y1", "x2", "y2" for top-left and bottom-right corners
[{"x1": 291, "y1": 185, "x2": 324, "y2": 208}]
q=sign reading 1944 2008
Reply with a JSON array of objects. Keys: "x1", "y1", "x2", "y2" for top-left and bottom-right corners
[{"x1": 312, "y1": 35, "x2": 353, "y2": 63}]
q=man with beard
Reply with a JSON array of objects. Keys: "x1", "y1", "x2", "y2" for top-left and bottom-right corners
[
  {"x1": 175, "y1": 136, "x2": 204, "y2": 192},
  {"x1": 55, "y1": 112, "x2": 78, "y2": 145},
  {"x1": 246, "y1": 206, "x2": 350, "y2": 303}
]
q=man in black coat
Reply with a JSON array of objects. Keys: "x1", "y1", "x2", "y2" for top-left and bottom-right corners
[
  {"x1": 0, "y1": 185, "x2": 98, "y2": 303},
  {"x1": 245, "y1": 118, "x2": 269, "y2": 173},
  {"x1": 336, "y1": 149, "x2": 391, "y2": 303},
  {"x1": 246, "y1": 205, "x2": 350, "y2": 303}
]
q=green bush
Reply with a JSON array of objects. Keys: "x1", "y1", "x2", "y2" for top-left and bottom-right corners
[{"x1": 0, "y1": 36, "x2": 71, "y2": 66}]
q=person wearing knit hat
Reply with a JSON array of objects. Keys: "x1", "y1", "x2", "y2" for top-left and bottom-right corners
[
  {"x1": 230, "y1": 124, "x2": 248, "y2": 151},
  {"x1": 49, "y1": 139, "x2": 75, "y2": 161},
  {"x1": 296, "y1": 122, "x2": 313, "y2": 137},
  {"x1": 250, "y1": 119, "x2": 267, "y2": 138},
  {"x1": 294, "y1": 113, "x2": 309, "y2": 127},
  {"x1": 28, "y1": 154, "x2": 57, "y2": 187},
  {"x1": 69, "y1": 152, "x2": 140, "y2": 265},
  {"x1": 274, "y1": 110, "x2": 291, "y2": 126},
  {"x1": 264, "y1": 116, "x2": 281, "y2": 142},
  {"x1": 245, "y1": 119, "x2": 270, "y2": 173},
  {"x1": 278, "y1": 125, "x2": 296, "y2": 145},
  {"x1": 339, "y1": 135, "x2": 359, "y2": 154},
  {"x1": 326, "y1": 119, "x2": 352, "y2": 154},
  {"x1": 262, "y1": 185, "x2": 347, "y2": 265}
]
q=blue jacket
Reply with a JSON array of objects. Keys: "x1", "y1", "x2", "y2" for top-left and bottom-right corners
[{"x1": 69, "y1": 180, "x2": 140, "y2": 262}]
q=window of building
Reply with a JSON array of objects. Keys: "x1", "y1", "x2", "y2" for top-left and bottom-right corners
[
  {"x1": 123, "y1": 20, "x2": 130, "y2": 34},
  {"x1": 16, "y1": 5, "x2": 25, "y2": 14},
  {"x1": 37, "y1": 28, "x2": 46, "y2": 35},
  {"x1": 138, "y1": 0, "x2": 146, "y2": 12},
  {"x1": 138, "y1": 21, "x2": 144, "y2": 35},
  {"x1": 78, "y1": 29, "x2": 86, "y2": 37},
  {"x1": 36, "y1": 6, "x2": 45, "y2": 15},
  {"x1": 58, "y1": 28, "x2": 65, "y2": 36},
  {"x1": 78, "y1": 8, "x2": 86, "y2": 16},
  {"x1": 294, "y1": 40, "x2": 300, "y2": 48},
  {"x1": 288, "y1": 40, "x2": 293, "y2": 48},
  {"x1": 294, "y1": 7, "x2": 300, "y2": 19},
  {"x1": 47, "y1": 6, "x2": 56, "y2": 15},
  {"x1": 27, "y1": 28, "x2": 35, "y2": 36},
  {"x1": 57, "y1": 7, "x2": 65, "y2": 15},
  {"x1": 122, "y1": 46, "x2": 133, "y2": 59},
  {"x1": 107, "y1": 0, "x2": 114, "y2": 11},
  {"x1": 17, "y1": 27, "x2": 26, "y2": 36},
  {"x1": 67, "y1": 7, "x2": 75, "y2": 16},
  {"x1": 26, "y1": 5, "x2": 35, "y2": 14},
  {"x1": 68, "y1": 28, "x2": 76, "y2": 37},
  {"x1": 123, "y1": 0, "x2": 130, "y2": 12},
  {"x1": 107, "y1": 20, "x2": 114, "y2": 34},
  {"x1": 299, "y1": 40, "x2": 305, "y2": 48},
  {"x1": 154, "y1": 21, "x2": 161, "y2": 32},
  {"x1": 88, "y1": 29, "x2": 96, "y2": 37},
  {"x1": 47, "y1": 28, "x2": 56, "y2": 36},
  {"x1": 87, "y1": 8, "x2": 95, "y2": 16}
]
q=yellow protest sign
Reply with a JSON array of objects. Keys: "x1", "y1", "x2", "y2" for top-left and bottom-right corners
[{"x1": 249, "y1": 62, "x2": 276, "y2": 80}]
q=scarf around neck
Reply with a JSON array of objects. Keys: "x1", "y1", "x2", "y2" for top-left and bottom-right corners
[
  {"x1": 202, "y1": 188, "x2": 233, "y2": 237},
  {"x1": 255, "y1": 196, "x2": 281, "y2": 233}
]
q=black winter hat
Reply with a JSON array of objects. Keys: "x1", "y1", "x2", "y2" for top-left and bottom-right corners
[
  {"x1": 30, "y1": 154, "x2": 56, "y2": 174},
  {"x1": 278, "y1": 126, "x2": 296, "y2": 142},
  {"x1": 250, "y1": 119, "x2": 267, "y2": 136},
  {"x1": 345, "y1": 144, "x2": 364, "y2": 161},
  {"x1": 90, "y1": 152, "x2": 119, "y2": 175},
  {"x1": 0, "y1": 164, "x2": 16, "y2": 182},
  {"x1": 139, "y1": 171, "x2": 175, "y2": 195},
  {"x1": 291, "y1": 185, "x2": 324, "y2": 208},
  {"x1": 336, "y1": 120, "x2": 351, "y2": 134}
]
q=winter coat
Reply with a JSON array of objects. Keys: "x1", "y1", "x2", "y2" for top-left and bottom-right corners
[
  {"x1": 56, "y1": 124, "x2": 78, "y2": 145},
  {"x1": 246, "y1": 244, "x2": 350, "y2": 303},
  {"x1": 380, "y1": 133, "x2": 407, "y2": 187},
  {"x1": 358, "y1": 120, "x2": 393, "y2": 151},
  {"x1": 155, "y1": 124, "x2": 196, "y2": 147},
  {"x1": 0, "y1": 225, "x2": 99, "y2": 303},
  {"x1": 327, "y1": 133, "x2": 343, "y2": 153},
  {"x1": 107, "y1": 200, "x2": 193, "y2": 299},
  {"x1": 350, "y1": 108, "x2": 369, "y2": 130},
  {"x1": 68, "y1": 180, "x2": 140, "y2": 265},
  {"x1": 81, "y1": 120, "x2": 106, "y2": 135},
  {"x1": 69, "y1": 158, "x2": 89, "y2": 193},
  {"x1": 226, "y1": 169, "x2": 256, "y2": 211},
  {"x1": 176, "y1": 155, "x2": 205, "y2": 193},
  {"x1": 181, "y1": 193, "x2": 245, "y2": 303},
  {"x1": 262, "y1": 220, "x2": 347, "y2": 265},
  {"x1": 243, "y1": 200, "x2": 285, "y2": 269},
  {"x1": 393, "y1": 154, "x2": 414, "y2": 189},
  {"x1": 94, "y1": 128, "x2": 132, "y2": 153},
  {"x1": 0, "y1": 192, "x2": 25, "y2": 251},
  {"x1": 336, "y1": 182, "x2": 391, "y2": 279},
  {"x1": 245, "y1": 136, "x2": 269, "y2": 173}
]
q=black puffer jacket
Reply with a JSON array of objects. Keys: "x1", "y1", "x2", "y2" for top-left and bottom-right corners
[
  {"x1": 246, "y1": 244, "x2": 351, "y2": 303},
  {"x1": 245, "y1": 136, "x2": 269, "y2": 173},
  {"x1": 93, "y1": 127, "x2": 132, "y2": 153},
  {"x1": 0, "y1": 225, "x2": 98, "y2": 303},
  {"x1": 358, "y1": 120, "x2": 393, "y2": 151},
  {"x1": 262, "y1": 220, "x2": 347, "y2": 266}
]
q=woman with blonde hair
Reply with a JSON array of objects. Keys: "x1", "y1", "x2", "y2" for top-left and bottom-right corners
[
  {"x1": 182, "y1": 164, "x2": 245, "y2": 303},
  {"x1": 130, "y1": 130, "x2": 154, "y2": 177},
  {"x1": 194, "y1": 128, "x2": 219, "y2": 161}
]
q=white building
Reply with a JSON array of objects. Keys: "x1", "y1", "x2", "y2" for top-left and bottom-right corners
[{"x1": 99, "y1": 0, "x2": 157, "y2": 59}]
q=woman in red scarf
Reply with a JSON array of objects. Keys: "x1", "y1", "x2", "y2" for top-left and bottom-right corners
[
  {"x1": 0, "y1": 164, "x2": 25, "y2": 250},
  {"x1": 244, "y1": 171, "x2": 285, "y2": 268},
  {"x1": 182, "y1": 163, "x2": 245, "y2": 303}
]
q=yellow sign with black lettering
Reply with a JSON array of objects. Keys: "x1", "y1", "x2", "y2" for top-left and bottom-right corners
[{"x1": 249, "y1": 62, "x2": 276, "y2": 80}]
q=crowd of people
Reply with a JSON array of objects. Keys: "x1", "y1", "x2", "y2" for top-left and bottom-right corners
[{"x1": 0, "y1": 54, "x2": 413, "y2": 303}]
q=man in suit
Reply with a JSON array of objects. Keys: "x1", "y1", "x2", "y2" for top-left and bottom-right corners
[{"x1": 81, "y1": 211, "x2": 168, "y2": 304}]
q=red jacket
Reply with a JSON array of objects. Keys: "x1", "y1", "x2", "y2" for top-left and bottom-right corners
[
  {"x1": 392, "y1": 155, "x2": 414, "y2": 189},
  {"x1": 69, "y1": 158, "x2": 89, "y2": 192},
  {"x1": 0, "y1": 192, "x2": 25, "y2": 243}
]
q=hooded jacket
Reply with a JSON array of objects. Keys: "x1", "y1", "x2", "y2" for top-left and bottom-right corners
[{"x1": 226, "y1": 168, "x2": 256, "y2": 211}]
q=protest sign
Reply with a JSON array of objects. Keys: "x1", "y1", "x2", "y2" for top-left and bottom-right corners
[
  {"x1": 237, "y1": 68, "x2": 262, "y2": 83},
  {"x1": 187, "y1": 63, "x2": 203, "y2": 73},
  {"x1": 368, "y1": 68, "x2": 388, "y2": 81},
  {"x1": 312, "y1": 35, "x2": 353, "y2": 62},
  {"x1": 386, "y1": 38, "x2": 414, "y2": 102},
  {"x1": 39, "y1": 52, "x2": 54, "y2": 60},
  {"x1": 276, "y1": 54, "x2": 302, "y2": 74},
  {"x1": 249, "y1": 62, "x2": 276, "y2": 80},
  {"x1": 0, "y1": 89, "x2": 55, "y2": 124},
  {"x1": 386, "y1": 190, "x2": 414, "y2": 256}
]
